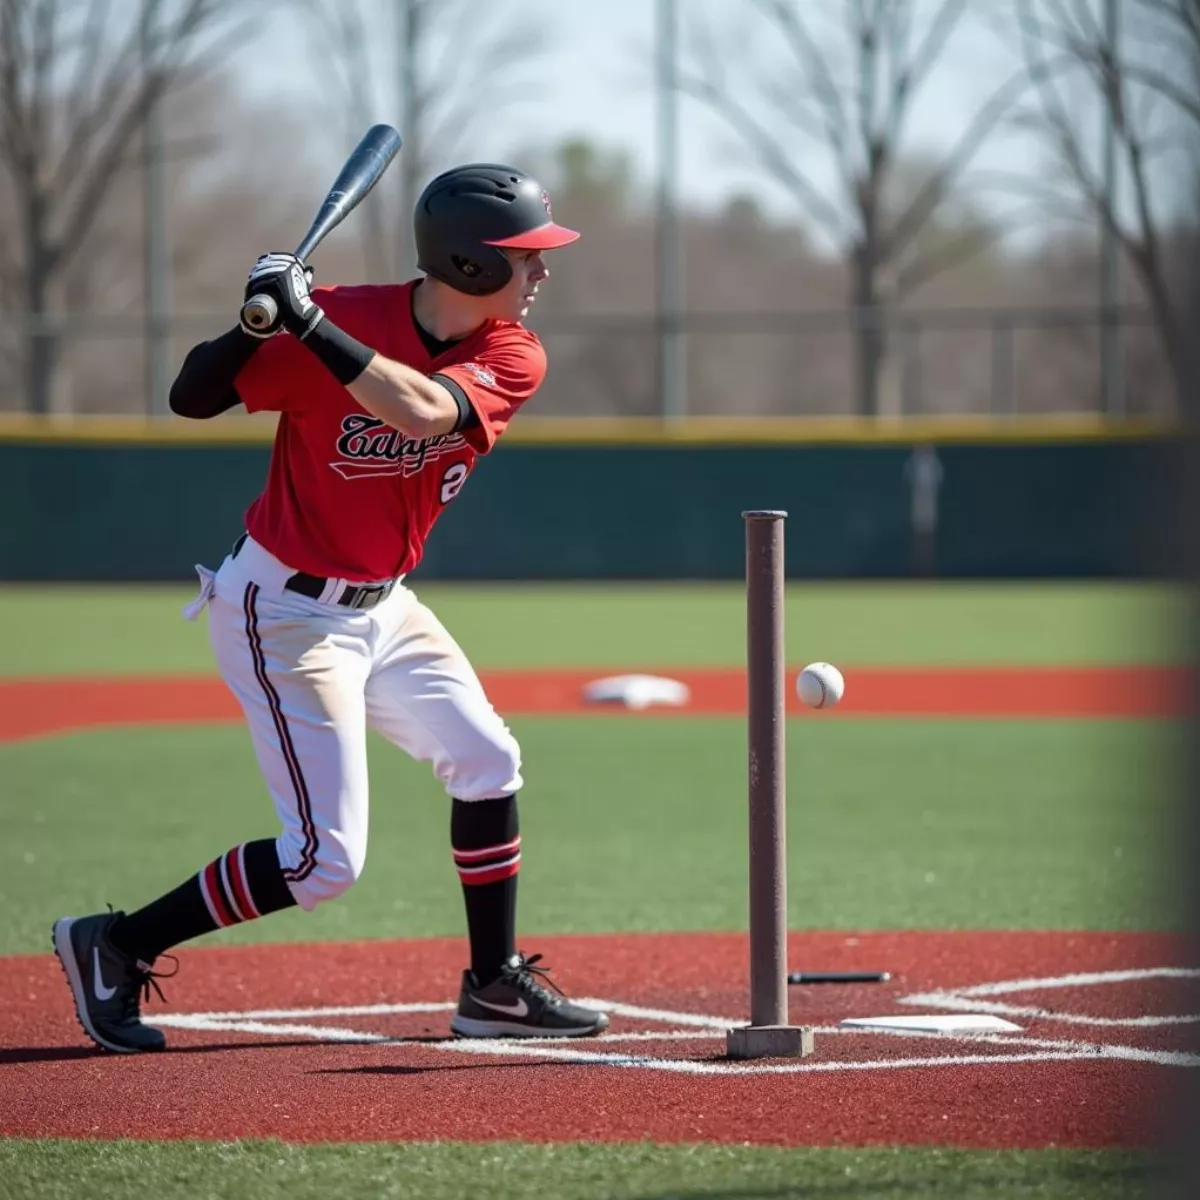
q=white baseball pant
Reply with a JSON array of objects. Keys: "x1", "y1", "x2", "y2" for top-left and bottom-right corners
[{"x1": 183, "y1": 533, "x2": 522, "y2": 911}]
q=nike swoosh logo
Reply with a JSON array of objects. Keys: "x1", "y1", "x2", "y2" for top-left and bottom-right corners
[
  {"x1": 474, "y1": 996, "x2": 529, "y2": 1018},
  {"x1": 93, "y1": 949, "x2": 117, "y2": 1002}
]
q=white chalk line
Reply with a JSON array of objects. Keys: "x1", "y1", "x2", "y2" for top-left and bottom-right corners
[
  {"x1": 154, "y1": 1016, "x2": 397, "y2": 1044},
  {"x1": 149, "y1": 1013, "x2": 1113, "y2": 1072},
  {"x1": 167, "y1": 1002, "x2": 456, "y2": 1022},
  {"x1": 427, "y1": 1039, "x2": 1125, "y2": 1075},
  {"x1": 922, "y1": 967, "x2": 1200, "y2": 995},
  {"x1": 574, "y1": 1000, "x2": 737, "y2": 1030},
  {"x1": 155, "y1": 975, "x2": 1200, "y2": 1073},
  {"x1": 900, "y1": 966, "x2": 1200, "y2": 1028},
  {"x1": 153, "y1": 1015, "x2": 726, "y2": 1048},
  {"x1": 160, "y1": 999, "x2": 733, "y2": 1028},
  {"x1": 897, "y1": 992, "x2": 1200, "y2": 1027},
  {"x1": 150, "y1": 1011, "x2": 1197, "y2": 1074}
]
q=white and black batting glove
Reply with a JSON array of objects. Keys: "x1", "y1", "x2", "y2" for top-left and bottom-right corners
[{"x1": 241, "y1": 252, "x2": 325, "y2": 341}]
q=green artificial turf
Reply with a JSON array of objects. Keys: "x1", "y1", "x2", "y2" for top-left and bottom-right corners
[
  {"x1": 0, "y1": 1139, "x2": 1171, "y2": 1200},
  {"x1": 0, "y1": 716, "x2": 1182, "y2": 956},
  {"x1": 0, "y1": 581, "x2": 1187, "y2": 676}
]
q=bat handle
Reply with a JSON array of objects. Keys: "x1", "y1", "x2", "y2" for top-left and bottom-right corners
[{"x1": 240, "y1": 293, "x2": 279, "y2": 332}]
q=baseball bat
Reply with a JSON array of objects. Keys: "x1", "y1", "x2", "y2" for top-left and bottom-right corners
[
  {"x1": 240, "y1": 123, "x2": 403, "y2": 332},
  {"x1": 787, "y1": 972, "x2": 891, "y2": 985}
]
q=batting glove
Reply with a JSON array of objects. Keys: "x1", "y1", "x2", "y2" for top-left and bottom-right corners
[{"x1": 241, "y1": 253, "x2": 325, "y2": 341}]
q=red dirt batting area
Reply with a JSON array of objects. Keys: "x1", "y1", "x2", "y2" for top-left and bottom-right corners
[{"x1": 0, "y1": 931, "x2": 1196, "y2": 1148}]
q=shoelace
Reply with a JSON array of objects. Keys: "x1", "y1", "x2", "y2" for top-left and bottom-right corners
[
  {"x1": 505, "y1": 952, "x2": 566, "y2": 1002},
  {"x1": 122, "y1": 954, "x2": 180, "y2": 1017}
]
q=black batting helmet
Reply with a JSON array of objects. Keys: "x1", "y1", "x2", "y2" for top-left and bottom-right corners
[{"x1": 414, "y1": 163, "x2": 579, "y2": 297}]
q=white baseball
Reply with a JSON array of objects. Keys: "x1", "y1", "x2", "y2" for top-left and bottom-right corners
[{"x1": 796, "y1": 662, "x2": 845, "y2": 710}]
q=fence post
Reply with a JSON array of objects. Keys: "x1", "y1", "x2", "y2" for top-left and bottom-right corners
[{"x1": 991, "y1": 320, "x2": 1016, "y2": 417}]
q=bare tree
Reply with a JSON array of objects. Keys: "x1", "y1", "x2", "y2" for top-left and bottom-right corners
[
  {"x1": 294, "y1": 0, "x2": 552, "y2": 281},
  {"x1": 678, "y1": 0, "x2": 1063, "y2": 416},
  {"x1": 0, "y1": 0, "x2": 260, "y2": 414},
  {"x1": 1006, "y1": 0, "x2": 1200, "y2": 411},
  {"x1": 0, "y1": 78, "x2": 328, "y2": 416}
]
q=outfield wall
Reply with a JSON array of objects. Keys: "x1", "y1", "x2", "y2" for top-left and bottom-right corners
[{"x1": 0, "y1": 420, "x2": 1183, "y2": 581}]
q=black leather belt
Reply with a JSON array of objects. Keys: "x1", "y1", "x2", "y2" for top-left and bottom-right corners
[{"x1": 232, "y1": 534, "x2": 398, "y2": 611}]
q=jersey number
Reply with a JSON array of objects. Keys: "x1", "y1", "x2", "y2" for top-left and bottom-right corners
[{"x1": 440, "y1": 463, "x2": 468, "y2": 504}]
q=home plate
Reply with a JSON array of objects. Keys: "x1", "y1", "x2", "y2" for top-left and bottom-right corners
[{"x1": 839, "y1": 1014, "x2": 1023, "y2": 1034}]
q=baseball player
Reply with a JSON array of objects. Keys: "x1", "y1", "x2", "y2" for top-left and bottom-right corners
[{"x1": 52, "y1": 164, "x2": 609, "y2": 1053}]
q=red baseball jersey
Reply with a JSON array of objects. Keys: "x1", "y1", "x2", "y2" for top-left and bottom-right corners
[{"x1": 234, "y1": 281, "x2": 546, "y2": 581}]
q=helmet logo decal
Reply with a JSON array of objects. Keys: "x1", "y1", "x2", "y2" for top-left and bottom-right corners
[{"x1": 541, "y1": 190, "x2": 553, "y2": 219}]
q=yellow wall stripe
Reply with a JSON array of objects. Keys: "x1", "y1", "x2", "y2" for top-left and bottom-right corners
[{"x1": 0, "y1": 412, "x2": 1181, "y2": 448}]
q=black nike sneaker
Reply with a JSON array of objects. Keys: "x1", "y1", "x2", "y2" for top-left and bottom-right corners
[
  {"x1": 450, "y1": 951, "x2": 609, "y2": 1038},
  {"x1": 51, "y1": 911, "x2": 173, "y2": 1054}
]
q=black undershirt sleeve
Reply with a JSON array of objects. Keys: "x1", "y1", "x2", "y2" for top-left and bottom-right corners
[
  {"x1": 171, "y1": 320, "x2": 483, "y2": 434},
  {"x1": 430, "y1": 373, "x2": 481, "y2": 433},
  {"x1": 168, "y1": 326, "x2": 263, "y2": 419}
]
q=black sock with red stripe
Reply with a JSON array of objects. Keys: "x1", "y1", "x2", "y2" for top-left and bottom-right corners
[
  {"x1": 451, "y1": 795, "x2": 520, "y2": 986},
  {"x1": 107, "y1": 839, "x2": 297, "y2": 963}
]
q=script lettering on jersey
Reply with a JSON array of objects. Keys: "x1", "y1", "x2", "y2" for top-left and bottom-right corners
[{"x1": 330, "y1": 415, "x2": 468, "y2": 480}]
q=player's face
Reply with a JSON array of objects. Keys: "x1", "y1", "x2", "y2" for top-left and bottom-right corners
[{"x1": 492, "y1": 249, "x2": 549, "y2": 321}]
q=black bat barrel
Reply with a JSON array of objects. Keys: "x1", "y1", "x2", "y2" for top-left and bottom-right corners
[{"x1": 296, "y1": 124, "x2": 403, "y2": 261}]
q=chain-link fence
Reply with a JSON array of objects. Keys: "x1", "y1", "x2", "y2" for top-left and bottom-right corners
[{"x1": 0, "y1": 304, "x2": 1166, "y2": 421}]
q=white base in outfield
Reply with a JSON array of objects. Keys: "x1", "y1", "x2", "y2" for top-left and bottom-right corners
[
  {"x1": 581, "y1": 674, "x2": 691, "y2": 710},
  {"x1": 839, "y1": 1013, "x2": 1024, "y2": 1034}
]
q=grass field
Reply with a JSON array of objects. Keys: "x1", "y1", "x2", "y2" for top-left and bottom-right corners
[
  {"x1": 0, "y1": 718, "x2": 1181, "y2": 954},
  {"x1": 0, "y1": 1140, "x2": 1166, "y2": 1200},
  {"x1": 0, "y1": 581, "x2": 1191, "y2": 1199},
  {"x1": 0, "y1": 580, "x2": 1188, "y2": 675}
]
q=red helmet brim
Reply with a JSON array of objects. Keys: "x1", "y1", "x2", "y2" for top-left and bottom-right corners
[{"x1": 483, "y1": 222, "x2": 581, "y2": 250}]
